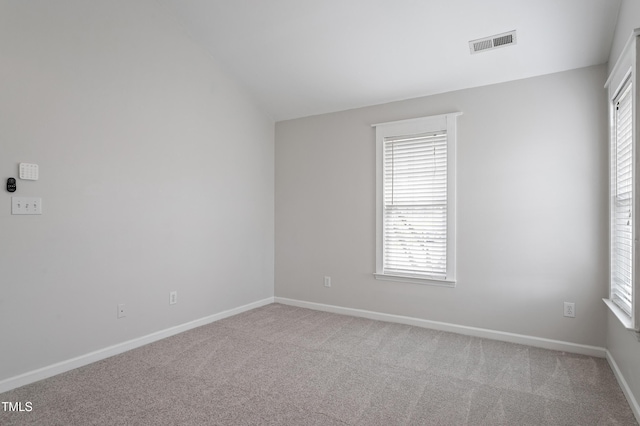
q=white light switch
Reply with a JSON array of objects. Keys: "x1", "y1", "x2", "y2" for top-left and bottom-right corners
[{"x1": 12, "y1": 197, "x2": 42, "y2": 215}]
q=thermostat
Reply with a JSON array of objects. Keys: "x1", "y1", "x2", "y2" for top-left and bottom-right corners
[{"x1": 19, "y1": 163, "x2": 39, "y2": 180}]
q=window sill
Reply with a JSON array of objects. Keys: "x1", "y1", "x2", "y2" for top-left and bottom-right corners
[
  {"x1": 603, "y1": 298, "x2": 638, "y2": 331},
  {"x1": 374, "y1": 273, "x2": 456, "y2": 288}
]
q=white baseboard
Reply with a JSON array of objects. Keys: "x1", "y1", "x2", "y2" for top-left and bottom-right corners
[
  {"x1": 274, "y1": 297, "x2": 606, "y2": 358},
  {"x1": 0, "y1": 297, "x2": 274, "y2": 394},
  {"x1": 606, "y1": 350, "x2": 640, "y2": 424}
]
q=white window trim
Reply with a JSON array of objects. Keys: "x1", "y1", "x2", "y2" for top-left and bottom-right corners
[
  {"x1": 604, "y1": 298, "x2": 636, "y2": 330},
  {"x1": 604, "y1": 28, "x2": 640, "y2": 331},
  {"x1": 373, "y1": 112, "x2": 461, "y2": 287}
]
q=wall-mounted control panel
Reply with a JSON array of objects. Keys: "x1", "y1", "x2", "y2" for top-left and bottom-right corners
[
  {"x1": 6, "y1": 178, "x2": 16, "y2": 192},
  {"x1": 12, "y1": 197, "x2": 42, "y2": 215},
  {"x1": 19, "y1": 163, "x2": 39, "y2": 180}
]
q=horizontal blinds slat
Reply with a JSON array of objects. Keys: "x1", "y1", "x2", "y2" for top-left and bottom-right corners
[
  {"x1": 385, "y1": 198, "x2": 446, "y2": 204},
  {"x1": 384, "y1": 192, "x2": 446, "y2": 199},
  {"x1": 384, "y1": 182, "x2": 446, "y2": 190},
  {"x1": 385, "y1": 253, "x2": 446, "y2": 261},
  {"x1": 384, "y1": 164, "x2": 447, "y2": 173},
  {"x1": 384, "y1": 221, "x2": 446, "y2": 227},
  {"x1": 385, "y1": 221, "x2": 445, "y2": 227},
  {"x1": 611, "y1": 79, "x2": 634, "y2": 317},
  {"x1": 387, "y1": 144, "x2": 447, "y2": 153},
  {"x1": 385, "y1": 162, "x2": 447, "y2": 169},
  {"x1": 386, "y1": 150, "x2": 446, "y2": 159},
  {"x1": 387, "y1": 139, "x2": 447, "y2": 146},
  {"x1": 385, "y1": 240, "x2": 446, "y2": 247},
  {"x1": 385, "y1": 144, "x2": 447, "y2": 154},
  {"x1": 385, "y1": 152, "x2": 446, "y2": 160}
]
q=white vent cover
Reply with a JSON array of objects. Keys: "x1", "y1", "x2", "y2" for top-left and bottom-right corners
[{"x1": 469, "y1": 30, "x2": 517, "y2": 54}]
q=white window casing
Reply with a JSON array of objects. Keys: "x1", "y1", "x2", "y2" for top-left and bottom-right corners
[
  {"x1": 604, "y1": 28, "x2": 640, "y2": 331},
  {"x1": 373, "y1": 112, "x2": 461, "y2": 286},
  {"x1": 611, "y1": 78, "x2": 634, "y2": 320}
]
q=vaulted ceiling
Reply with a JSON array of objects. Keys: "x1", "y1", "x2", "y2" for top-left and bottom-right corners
[{"x1": 160, "y1": 0, "x2": 622, "y2": 121}]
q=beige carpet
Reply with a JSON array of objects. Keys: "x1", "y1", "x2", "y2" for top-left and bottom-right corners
[{"x1": 0, "y1": 303, "x2": 637, "y2": 425}]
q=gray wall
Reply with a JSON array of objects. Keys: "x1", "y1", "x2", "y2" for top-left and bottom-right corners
[
  {"x1": 608, "y1": 0, "x2": 640, "y2": 74},
  {"x1": 0, "y1": 0, "x2": 274, "y2": 382},
  {"x1": 606, "y1": 0, "x2": 640, "y2": 411},
  {"x1": 275, "y1": 65, "x2": 608, "y2": 347}
]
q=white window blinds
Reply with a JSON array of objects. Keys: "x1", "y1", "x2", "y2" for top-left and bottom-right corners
[
  {"x1": 611, "y1": 78, "x2": 634, "y2": 317},
  {"x1": 374, "y1": 112, "x2": 459, "y2": 285},
  {"x1": 383, "y1": 132, "x2": 447, "y2": 278}
]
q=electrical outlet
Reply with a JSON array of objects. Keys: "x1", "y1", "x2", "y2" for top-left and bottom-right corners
[
  {"x1": 117, "y1": 303, "x2": 126, "y2": 318},
  {"x1": 170, "y1": 291, "x2": 177, "y2": 305},
  {"x1": 324, "y1": 276, "x2": 331, "y2": 287},
  {"x1": 563, "y1": 302, "x2": 575, "y2": 318}
]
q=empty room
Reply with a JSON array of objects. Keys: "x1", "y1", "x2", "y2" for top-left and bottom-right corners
[{"x1": 1, "y1": 0, "x2": 640, "y2": 424}]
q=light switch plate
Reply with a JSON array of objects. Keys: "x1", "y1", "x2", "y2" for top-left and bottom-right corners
[
  {"x1": 19, "y1": 163, "x2": 39, "y2": 180},
  {"x1": 12, "y1": 197, "x2": 42, "y2": 215}
]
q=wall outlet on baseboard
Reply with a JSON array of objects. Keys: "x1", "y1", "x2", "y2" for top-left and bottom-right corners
[
  {"x1": 324, "y1": 276, "x2": 331, "y2": 287},
  {"x1": 170, "y1": 291, "x2": 177, "y2": 305},
  {"x1": 117, "y1": 303, "x2": 126, "y2": 318},
  {"x1": 563, "y1": 302, "x2": 575, "y2": 318}
]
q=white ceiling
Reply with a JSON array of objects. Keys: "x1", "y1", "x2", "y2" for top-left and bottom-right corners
[{"x1": 160, "y1": 0, "x2": 622, "y2": 121}]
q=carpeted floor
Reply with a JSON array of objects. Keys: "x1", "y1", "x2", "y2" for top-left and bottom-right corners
[{"x1": 0, "y1": 303, "x2": 637, "y2": 425}]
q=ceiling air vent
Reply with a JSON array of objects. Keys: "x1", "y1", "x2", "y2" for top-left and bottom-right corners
[{"x1": 469, "y1": 30, "x2": 517, "y2": 54}]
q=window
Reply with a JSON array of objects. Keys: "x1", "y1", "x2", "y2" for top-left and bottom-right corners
[
  {"x1": 610, "y1": 78, "x2": 634, "y2": 320},
  {"x1": 605, "y1": 29, "x2": 639, "y2": 330},
  {"x1": 373, "y1": 113, "x2": 461, "y2": 286}
]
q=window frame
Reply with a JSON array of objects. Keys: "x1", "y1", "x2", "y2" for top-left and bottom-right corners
[
  {"x1": 373, "y1": 112, "x2": 461, "y2": 287},
  {"x1": 604, "y1": 29, "x2": 640, "y2": 331}
]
